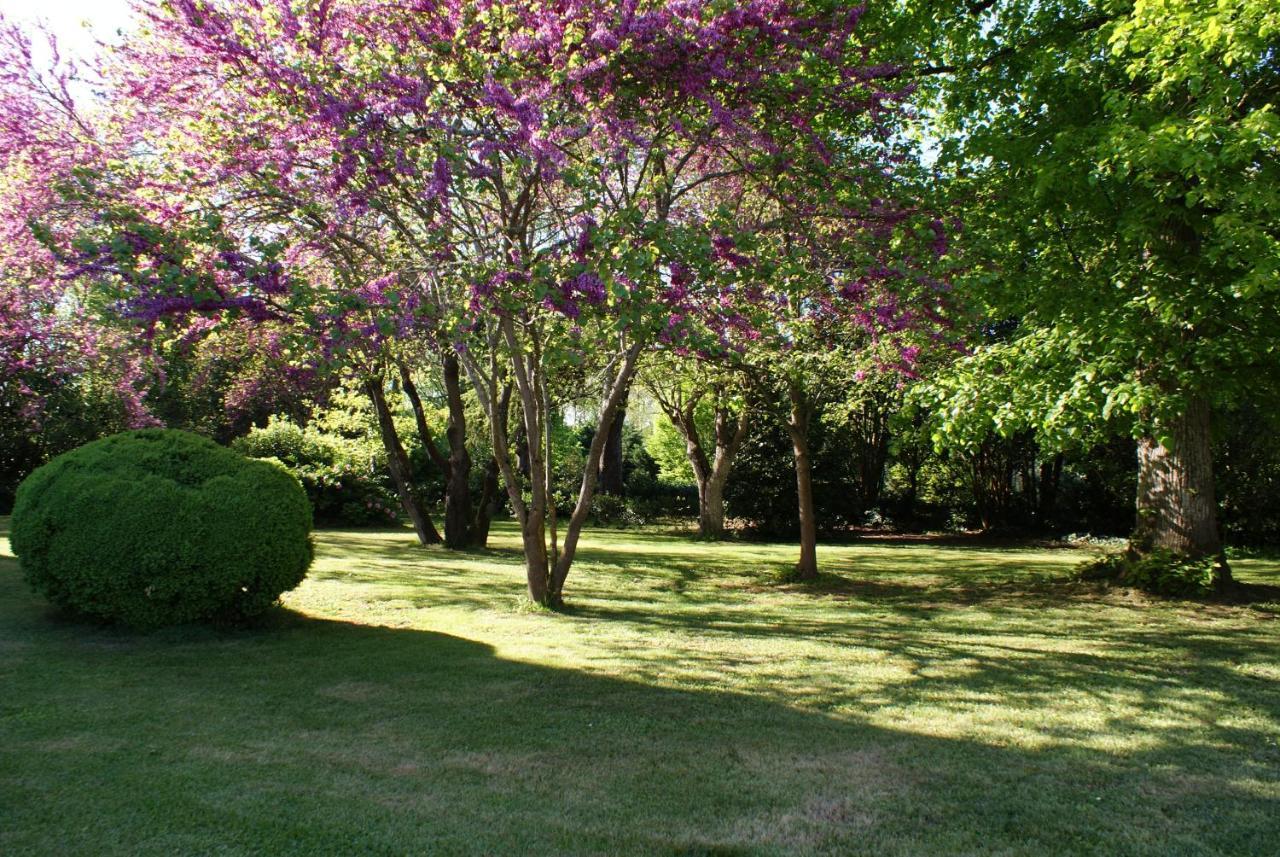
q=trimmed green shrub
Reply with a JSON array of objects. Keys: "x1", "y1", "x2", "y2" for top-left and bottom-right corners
[{"x1": 10, "y1": 429, "x2": 313, "y2": 628}]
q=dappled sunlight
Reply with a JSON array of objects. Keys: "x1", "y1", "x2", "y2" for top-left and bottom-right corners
[
  {"x1": 281, "y1": 522, "x2": 1280, "y2": 770},
  {"x1": 4, "y1": 520, "x2": 1278, "y2": 854}
]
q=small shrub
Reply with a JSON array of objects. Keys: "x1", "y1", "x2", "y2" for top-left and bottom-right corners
[
  {"x1": 235, "y1": 420, "x2": 399, "y2": 526},
  {"x1": 231, "y1": 419, "x2": 335, "y2": 469},
  {"x1": 1076, "y1": 549, "x2": 1222, "y2": 596},
  {"x1": 591, "y1": 493, "x2": 641, "y2": 527},
  {"x1": 10, "y1": 429, "x2": 313, "y2": 628}
]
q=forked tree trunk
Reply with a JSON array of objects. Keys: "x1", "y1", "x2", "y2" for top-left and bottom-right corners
[
  {"x1": 787, "y1": 382, "x2": 818, "y2": 581},
  {"x1": 400, "y1": 356, "x2": 489, "y2": 549},
  {"x1": 367, "y1": 376, "x2": 441, "y2": 546},
  {"x1": 549, "y1": 343, "x2": 642, "y2": 604},
  {"x1": 1132, "y1": 395, "x2": 1230, "y2": 585},
  {"x1": 660, "y1": 394, "x2": 749, "y2": 540}
]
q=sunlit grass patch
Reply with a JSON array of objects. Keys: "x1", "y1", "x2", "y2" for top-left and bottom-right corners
[{"x1": 2, "y1": 519, "x2": 1278, "y2": 855}]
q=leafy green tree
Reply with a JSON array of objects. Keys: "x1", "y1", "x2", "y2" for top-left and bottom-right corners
[{"x1": 912, "y1": 0, "x2": 1280, "y2": 584}]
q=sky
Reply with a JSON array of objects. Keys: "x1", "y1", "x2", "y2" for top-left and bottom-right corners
[{"x1": 0, "y1": 0, "x2": 137, "y2": 60}]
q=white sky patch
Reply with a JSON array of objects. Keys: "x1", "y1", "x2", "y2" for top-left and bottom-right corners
[{"x1": 0, "y1": 0, "x2": 136, "y2": 61}]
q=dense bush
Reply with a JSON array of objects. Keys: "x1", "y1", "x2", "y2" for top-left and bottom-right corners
[
  {"x1": 1076, "y1": 550, "x2": 1221, "y2": 597},
  {"x1": 233, "y1": 418, "x2": 400, "y2": 526},
  {"x1": 10, "y1": 429, "x2": 313, "y2": 628}
]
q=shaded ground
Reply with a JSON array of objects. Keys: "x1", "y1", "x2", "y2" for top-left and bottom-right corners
[{"x1": 2, "y1": 518, "x2": 1278, "y2": 856}]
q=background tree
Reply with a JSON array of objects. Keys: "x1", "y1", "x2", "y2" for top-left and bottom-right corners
[{"x1": 643, "y1": 356, "x2": 752, "y2": 540}]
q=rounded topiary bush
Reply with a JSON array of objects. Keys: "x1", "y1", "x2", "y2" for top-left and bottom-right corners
[{"x1": 10, "y1": 429, "x2": 313, "y2": 628}]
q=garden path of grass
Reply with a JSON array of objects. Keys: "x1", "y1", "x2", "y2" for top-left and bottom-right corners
[{"x1": 3, "y1": 518, "x2": 1279, "y2": 856}]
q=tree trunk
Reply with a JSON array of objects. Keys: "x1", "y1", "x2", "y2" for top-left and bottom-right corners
[
  {"x1": 472, "y1": 455, "x2": 502, "y2": 546},
  {"x1": 787, "y1": 383, "x2": 818, "y2": 580},
  {"x1": 1132, "y1": 395, "x2": 1229, "y2": 584},
  {"x1": 699, "y1": 474, "x2": 727, "y2": 538},
  {"x1": 440, "y1": 354, "x2": 477, "y2": 548},
  {"x1": 549, "y1": 343, "x2": 642, "y2": 603},
  {"x1": 1037, "y1": 453, "x2": 1064, "y2": 526},
  {"x1": 597, "y1": 381, "x2": 630, "y2": 496},
  {"x1": 399, "y1": 360, "x2": 478, "y2": 549},
  {"x1": 367, "y1": 376, "x2": 441, "y2": 546}
]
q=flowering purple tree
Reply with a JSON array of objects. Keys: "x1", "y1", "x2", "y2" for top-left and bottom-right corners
[
  {"x1": 17, "y1": 0, "x2": 950, "y2": 604},
  {"x1": 0, "y1": 18, "x2": 157, "y2": 428}
]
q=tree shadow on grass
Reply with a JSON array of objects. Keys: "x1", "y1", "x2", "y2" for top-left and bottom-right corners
[
  {"x1": 3, "y1": 534, "x2": 1280, "y2": 857},
  {"x1": 3, "y1": 599, "x2": 1278, "y2": 857}
]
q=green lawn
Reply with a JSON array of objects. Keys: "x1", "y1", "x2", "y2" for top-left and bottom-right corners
[{"x1": 3, "y1": 519, "x2": 1279, "y2": 856}]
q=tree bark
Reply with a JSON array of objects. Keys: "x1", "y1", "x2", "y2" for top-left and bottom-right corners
[
  {"x1": 597, "y1": 380, "x2": 630, "y2": 496},
  {"x1": 1132, "y1": 395, "x2": 1229, "y2": 584},
  {"x1": 698, "y1": 476, "x2": 725, "y2": 539},
  {"x1": 700, "y1": 404, "x2": 749, "y2": 539},
  {"x1": 787, "y1": 382, "x2": 819, "y2": 580},
  {"x1": 439, "y1": 354, "x2": 477, "y2": 548},
  {"x1": 399, "y1": 360, "x2": 480, "y2": 549},
  {"x1": 471, "y1": 385, "x2": 510, "y2": 548},
  {"x1": 367, "y1": 376, "x2": 441, "y2": 546},
  {"x1": 656, "y1": 391, "x2": 748, "y2": 540}
]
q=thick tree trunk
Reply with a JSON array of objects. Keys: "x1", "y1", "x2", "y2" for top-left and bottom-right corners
[
  {"x1": 699, "y1": 476, "x2": 727, "y2": 539},
  {"x1": 700, "y1": 404, "x2": 749, "y2": 539},
  {"x1": 367, "y1": 377, "x2": 441, "y2": 546},
  {"x1": 597, "y1": 381, "x2": 630, "y2": 496},
  {"x1": 1132, "y1": 395, "x2": 1229, "y2": 584},
  {"x1": 787, "y1": 383, "x2": 818, "y2": 581}
]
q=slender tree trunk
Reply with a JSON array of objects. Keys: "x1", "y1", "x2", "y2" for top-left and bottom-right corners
[
  {"x1": 1037, "y1": 453, "x2": 1064, "y2": 526},
  {"x1": 471, "y1": 385, "x2": 510, "y2": 548},
  {"x1": 787, "y1": 382, "x2": 818, "y2": 580},
  {"x1": 1132, "y1": 395, "x2": 1229, "y2": 585},
  {"x1": 549, "y1": 343, "x2": 642, "y2": 603},
  {"x1": 440, "y1": 354, "x2": 477, "y2": 547},
  {"x1": 367, "y1": 377, "x2": 441, "y2": 546},
  {"x1": 597, "y1": 381, "x2": 630, "y2": 496},
  {"x1": 398, "y1": 361, "x2": 476, "y2": 548},
  {"x1": 472, "y1": 456, "x2": 501, "y2": 546},
  {"x1": 504, "y1": 328, "x2": 551, "y2": 604},
  {"x1": 675, "y1": 403, "x2": 714, "y2": 537}
]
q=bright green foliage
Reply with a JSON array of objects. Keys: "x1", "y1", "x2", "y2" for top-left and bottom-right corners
[
  {"x1": 10, "y1": 429, "x2": 312, "y2": 628},
  {"x1": 645, "y1": 412, "x2": 700, "y2": 483},
  {"x1": 233, "y1": 418, "x2": 398, "y2": 526},
  {"x1": 908, "y1": 0, "x2": 1280, "y2": 448}
]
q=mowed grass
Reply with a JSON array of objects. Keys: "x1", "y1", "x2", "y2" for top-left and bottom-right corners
[{"x1": 2, "y1": 518, "x2": 1279, "y2": 857}]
